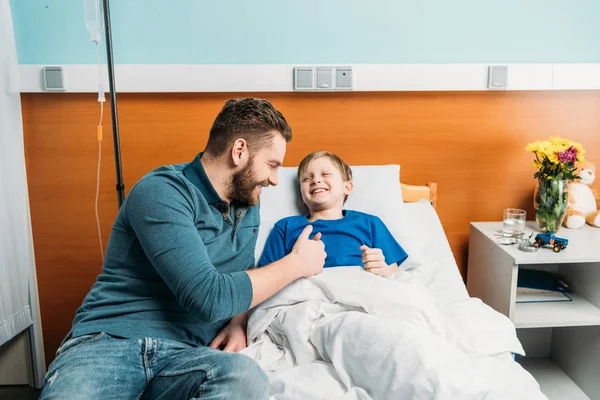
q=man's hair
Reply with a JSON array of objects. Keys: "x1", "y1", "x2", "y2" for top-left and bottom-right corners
[
  {"x1": 205, "y1": 98, "x2": 292, "y2": 156},
  {"x1": 297, "y1": 151, "x2": 353, "y2": 203}
]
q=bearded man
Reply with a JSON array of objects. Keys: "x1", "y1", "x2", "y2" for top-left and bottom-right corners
[{"x1": 39, "y1": 98, "x2": 326, "y2": 400}]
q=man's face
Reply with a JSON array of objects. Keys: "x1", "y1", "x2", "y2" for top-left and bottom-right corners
[{"x1": 228, "y1": 133, "x2": 287, "y2": 206}]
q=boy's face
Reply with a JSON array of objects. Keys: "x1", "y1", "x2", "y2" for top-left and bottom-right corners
[{"x1": 299, "y1": 157, "x2": 353, "y2": 212}]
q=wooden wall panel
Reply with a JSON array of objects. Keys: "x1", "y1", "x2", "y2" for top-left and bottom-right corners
[{"x1": 21, "y1": 91, "x2": 600, "y2": 365}]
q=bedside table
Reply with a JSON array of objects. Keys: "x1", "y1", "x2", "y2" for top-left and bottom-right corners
[{"x1": 467, "y1": 221, "x2": 600, "y2": 400}]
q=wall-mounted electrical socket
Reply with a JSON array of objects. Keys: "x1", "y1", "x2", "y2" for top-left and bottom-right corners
[
  {"x1": 487, "y1": 65, "x2": 508, "y2": 90},
  {"x1": 335, "y1": 67, "x2": 352, "y2": 90},
  {"x1": 42, "y1": 66, "x2": 65, "y2": 91},
  {"x1": 294, "y1": 67, "x2": 314, "y2": 90},
  {"x1": 293, "y1": 66, "x2": 353, "y2": 91},
  {"x1": 316, "y1": 67, "x2": 334, "y2": 90}
]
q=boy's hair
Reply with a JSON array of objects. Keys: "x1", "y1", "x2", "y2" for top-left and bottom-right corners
[
  {"x1": 297, "y1": 151, "x2": 353, "y2": 203},
  {"x1": 205, "y1": 98, "x2": 292, "y2": 156}
]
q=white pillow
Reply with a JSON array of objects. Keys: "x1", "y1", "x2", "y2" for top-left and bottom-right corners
[
  {"x1": 254, "y1": 164, "x2": 405, "y2": 265},
  {"x1": 394, "y1": 200, "x2": 469, "y2": 304}
]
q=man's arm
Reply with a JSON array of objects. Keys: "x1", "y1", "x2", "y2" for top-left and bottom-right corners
[
  {"x1": 127, "y1": 176, "x2": 254, "y2": 322},
  {"x1": 209, "y1": 311, "x2": 249, "y2": 352},
  {"x1": 246, "y1": 227, "x2": 324, "y2": 308},
  {"x1": 210, "y1": 226, "x2": 325, "y2": 353},
  {"x1": 127, "y1": 176, "x2": 325, "y2": 322}
]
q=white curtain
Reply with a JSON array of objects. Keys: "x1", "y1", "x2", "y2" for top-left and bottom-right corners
[{"x1": 0, "y1": 0, "x2": 35, "y2": 347}]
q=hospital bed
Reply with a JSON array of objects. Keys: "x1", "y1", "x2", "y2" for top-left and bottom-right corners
[{"x1": 243, "y1": 164, "x2": 548, "y2": 400}]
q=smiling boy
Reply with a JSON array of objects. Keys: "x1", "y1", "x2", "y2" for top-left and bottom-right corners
[{"x1": 259, "y1": 151, "x2": 408, "y2": 277}]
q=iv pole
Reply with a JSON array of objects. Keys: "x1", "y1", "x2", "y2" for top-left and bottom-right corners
[{"x1": 102, "y1": 0, "x2": 125, "y2": 208}]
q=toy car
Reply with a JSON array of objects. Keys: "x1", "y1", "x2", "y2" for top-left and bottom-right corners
[{"x1": 533, "y1": 232, "x2": 568, "y2": 252}]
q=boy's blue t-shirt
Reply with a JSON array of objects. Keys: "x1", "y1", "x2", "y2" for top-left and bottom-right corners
[{"x1": 258, "y1": 210, "x2": 408, "y2": 268}]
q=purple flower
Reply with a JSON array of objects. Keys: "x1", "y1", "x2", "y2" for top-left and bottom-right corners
[{"x1": 558, "y1": 146, "x2": 578, "y2": 163}]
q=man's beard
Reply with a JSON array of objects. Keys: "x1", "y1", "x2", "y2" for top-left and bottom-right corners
[{"x1": 228, "y1": 156, "x2": 268, "y2": 206}]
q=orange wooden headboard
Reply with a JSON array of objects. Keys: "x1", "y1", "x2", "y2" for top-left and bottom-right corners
[
  {"x1": 21, "y1": 91, "x2": 600, "y2": 366},
  {"x1": 402, "y1": 182, "x2": 438, "y2": 208}
]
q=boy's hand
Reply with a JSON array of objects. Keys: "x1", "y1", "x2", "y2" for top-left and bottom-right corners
[
  {"x1": 291, "y1": 225, "x2": 326, "y2": 278},
  {"x1": 360, "y1": 245, "x2": 398, "y2": 279}
]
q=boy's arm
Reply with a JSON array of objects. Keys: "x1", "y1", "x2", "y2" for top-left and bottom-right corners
[
  {"x1": 361, "y1": 216, "x2": 408, "y2": 278},
  {"x1": 360, "y1": 245, "x2": 399, "y2": 278},
  {"x1": 370, "y1": 217, "x2": 409, "y2": 266},
  {"x1": 257, "y1": 223, "x2": 288, "y2": 268}
]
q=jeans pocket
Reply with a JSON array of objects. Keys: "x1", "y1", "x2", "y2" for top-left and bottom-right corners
[
  {"x1": 56, "y1": 332, "x2": 107, "y2": 356},
  {"x1": 157, "y1": 363, "x2": 211, "y2": 379}
]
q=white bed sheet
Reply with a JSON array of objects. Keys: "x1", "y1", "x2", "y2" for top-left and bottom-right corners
[
  {"x1": 246, "y1": 198, "x2": 545, "y2": 399},
  {"x1": 243, "y1": 266, "x2": 543, "y2": 400}
]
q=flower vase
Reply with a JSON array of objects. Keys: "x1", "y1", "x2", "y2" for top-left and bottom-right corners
[{"x1": 533, "y1": 178, "x2": 569, "y2": 233}]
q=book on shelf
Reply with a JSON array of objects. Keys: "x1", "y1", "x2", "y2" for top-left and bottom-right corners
[
  {"x1": 516, "y1": 269, "x2": 572, "y2": 303},
  {"x1": 516, "y1": 290, "x2": 571, "y2": 303}
]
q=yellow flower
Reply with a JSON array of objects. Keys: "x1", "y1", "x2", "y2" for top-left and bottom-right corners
[
  {"x1": 536, "y1": 140, "x2": 548, "y2": 154},
  {"x1": 547, "y1": 151, "x2": 559, "y2": 164},
  {"x1": 527, "y1": 136, "x2": 587, "y2": 167},
  {"x1": 536, "y1": 140, "x2": 556, "y2": 163},
  {"x1": 525, "y1": 141, "x2": 541, "y2": 152},
  {"x1": 550, "y1": 136, "x2": 571, "y2": 148}
]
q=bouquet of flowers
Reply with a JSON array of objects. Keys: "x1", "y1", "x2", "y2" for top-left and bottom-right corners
[{"x1": 525, "y1": 137, "x2": 586, "y2": 232}]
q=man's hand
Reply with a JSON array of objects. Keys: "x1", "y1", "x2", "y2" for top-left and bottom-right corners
[
  {"x1": 360, "y1": 245, "x2": 398, "y2": 279},
  {"x1": 245, "y1": 225, "x2": 326, "y2": 309},
  {"x1": 290, "y1": 225, "x2": 326, "y2": 278},
  {"x1": 208, "y1": 312, "x2": 248, "y2": 352}
]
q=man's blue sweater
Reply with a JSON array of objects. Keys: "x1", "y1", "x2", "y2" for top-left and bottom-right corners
[{"x1": 69, "y1": 153, "x2": 258, "y2": 346}]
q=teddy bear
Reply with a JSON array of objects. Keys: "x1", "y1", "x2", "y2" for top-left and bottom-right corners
[{"x1": 563, "y1": 162, "x2": 600, "y2": 229}]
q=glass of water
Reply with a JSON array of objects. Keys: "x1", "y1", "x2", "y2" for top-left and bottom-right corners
[{"x1": 503, "y1": 208, "x2": 526, "y2": 235}]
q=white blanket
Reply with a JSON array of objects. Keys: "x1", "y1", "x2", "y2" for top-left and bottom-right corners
[{"x1": 242, "y1": 267, "x2": 547, "y2": 400}]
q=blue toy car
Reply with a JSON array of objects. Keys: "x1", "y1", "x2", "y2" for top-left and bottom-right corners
[{"x1": 533, "y1": 232, "x2": 568, "y2": 252}]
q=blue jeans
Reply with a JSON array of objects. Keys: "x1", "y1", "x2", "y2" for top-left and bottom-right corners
[{"x1": 39, "y1": 332, "x2": 269, "y2": 400}]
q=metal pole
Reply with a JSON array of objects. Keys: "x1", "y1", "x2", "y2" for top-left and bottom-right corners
[{"x1": 102, "y1": 0, "x2": 125, "y2": 208}]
